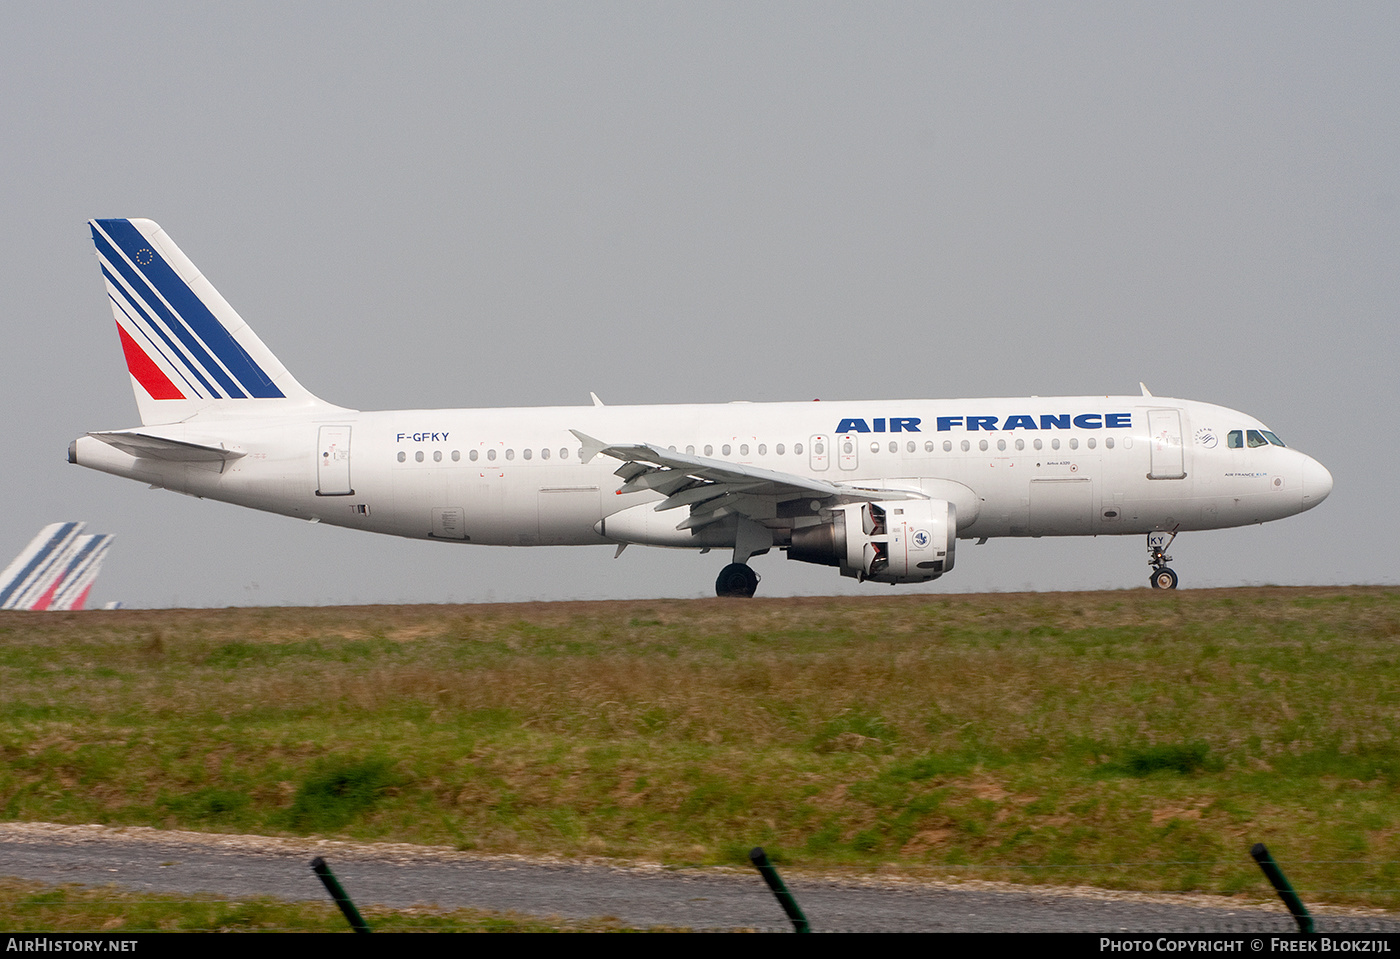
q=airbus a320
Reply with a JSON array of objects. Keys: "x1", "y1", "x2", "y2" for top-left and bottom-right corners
[{"x1": 70, "y1": 219, "x2": 1333, "y2": 597}]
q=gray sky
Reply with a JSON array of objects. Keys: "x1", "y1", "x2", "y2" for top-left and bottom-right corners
[{"x1": 1, "y1": 2, "x2": 1395, "y2": 607}]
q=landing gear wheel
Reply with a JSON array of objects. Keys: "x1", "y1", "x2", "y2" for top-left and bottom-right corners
[
  {"x1": 715, "y1": 563, "x2": 759, "y2": 598},
  {"x1": 1150, "y1": 567, "x2": 1179, "y2": 590},
  {"x1": 1146, "y1": 530, "x2": 1180, "y2": 591}
]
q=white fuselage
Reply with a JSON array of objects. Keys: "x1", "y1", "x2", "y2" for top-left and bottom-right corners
[{"x1": 71, "y1": 395, "x2": 1332, "y2": 555}]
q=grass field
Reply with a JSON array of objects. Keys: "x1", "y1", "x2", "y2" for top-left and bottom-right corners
[{"x1": 2, "y1": 586, "x2": 1398, "y2": 910}]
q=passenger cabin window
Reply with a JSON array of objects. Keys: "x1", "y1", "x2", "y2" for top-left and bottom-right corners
[
  {"x1": 776, "y1": 443, "x2": 785, "y2": 455},
  {"x1": 795, "y1": 443, "x2": 804, "y2": 455},
  {"x1": 397, "y1": 451, "x2": 406, "y2": 463},
  {"x1": 470, "y1": 449, "x2": 479, "y2": 461}
]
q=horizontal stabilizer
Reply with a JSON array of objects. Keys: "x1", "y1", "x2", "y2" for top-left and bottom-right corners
[{"x1": 87, "y1": 431, "x2": 246, "y2": 464}]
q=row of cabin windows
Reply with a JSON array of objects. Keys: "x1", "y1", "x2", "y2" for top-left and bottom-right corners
[
  {"x1": 936, "y1": 435, "x2": 1117, "y2": 453},
  {"x1": 395, "y1": 434, "x2": 1123, "y2": 465},
  {"x1": 683, "y1": 436, "x2": 1120, "y2": 457},
  {"x1": 689, "y1": 443, "x2": 800, "y2": 457},
  {"x1": 397, "y1": 447, "x2": 582, "y2": 464}
]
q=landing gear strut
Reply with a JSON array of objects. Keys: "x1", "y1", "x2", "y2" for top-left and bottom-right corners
[
  {"x1": 715, "y1": 518, "x2": 770, "y2": 597},
  {"x1": 1148, "y1": 530, "x2": 1179, "y2": 590},
  {"x1": 715, "y1": 563, "x2": 759, "y2": 598}
]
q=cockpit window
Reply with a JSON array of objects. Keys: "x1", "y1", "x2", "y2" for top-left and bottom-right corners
[
  {"x1": 1261, "y1": 430, "x2": 1286, "y2": 447},
  {"x1": 1247, "y1": 430, "x2": 1269, "y2": 448},
  {"x1": 1228, "y1": 430, "x2": 1243, "y2": 449}
]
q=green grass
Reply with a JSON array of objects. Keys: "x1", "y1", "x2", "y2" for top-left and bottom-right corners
[{"x1": 1, "y1": 587, "x2": 1399, "y2": 909}]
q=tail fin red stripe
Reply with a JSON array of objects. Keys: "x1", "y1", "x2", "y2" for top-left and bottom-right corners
[{"x1": 116, "y1": 323, "x2": 185, "y2": 401}]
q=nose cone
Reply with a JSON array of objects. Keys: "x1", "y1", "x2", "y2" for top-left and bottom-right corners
[{"x1": 1300, "y1": 456, "x2": 1333, "y2": 511}]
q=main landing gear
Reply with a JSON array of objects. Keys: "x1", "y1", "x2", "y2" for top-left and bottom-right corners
[
  {"x1": 1148, "y1": 530, "x2": 1179, "y2": 590},
  {"x1": 715, "y1": 517, "x2": 771, "y2": 598},
  {"x1": 715, "y1": 563, "x2": 760, "y2": 598}
]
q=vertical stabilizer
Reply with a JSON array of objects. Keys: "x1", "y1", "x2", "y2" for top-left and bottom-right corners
[
  {"x1": 89, "y1": 218, "x2": 337, "y2": 425},
  {"x1": 0, "y1": 523, "x2": 113, "y2": 611},
  {"x1": 48, "y1": 534, "x2": 114, "y2": 611}
]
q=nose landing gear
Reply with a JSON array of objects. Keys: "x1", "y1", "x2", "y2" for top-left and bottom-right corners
[{"x1": 1148, "y1": 529, "x2": 1179, "y2": 590}]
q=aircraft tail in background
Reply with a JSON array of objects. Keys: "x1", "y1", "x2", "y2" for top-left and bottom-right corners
[{"x1": 0, "y1": 523, "x2": 114, "y2": 611}]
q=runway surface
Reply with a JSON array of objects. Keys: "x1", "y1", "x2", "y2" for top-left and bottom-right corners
[{"x1": 4, "y1": 823, "x2": 1399, "y2": 932}]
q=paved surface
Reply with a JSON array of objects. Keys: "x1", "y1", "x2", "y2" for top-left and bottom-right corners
[{"x1": 3, "y1": 823, "x2": 1398, "y2": 932}]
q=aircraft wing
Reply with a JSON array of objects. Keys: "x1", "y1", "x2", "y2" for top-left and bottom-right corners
[{"x1": 572, "y1": 430, "x2": 925, "y2": 532}]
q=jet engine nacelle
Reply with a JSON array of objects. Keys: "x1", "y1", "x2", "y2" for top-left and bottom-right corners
[{"x1": 788, "y1": 499, "x2": 956, "y2": 583}]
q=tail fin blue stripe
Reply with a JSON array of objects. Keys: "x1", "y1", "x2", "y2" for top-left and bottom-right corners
[
  {"x1": 59, "y1": 535, "x2": 105, "y2": 579},
  {"x1": 93, "y1": 231, "x2": 243, "y2": 398},
  {"x1": 0, "y1": 522, "x2": 80, "y2": 608},
  {"x1": 51, "y1": 536, "x2": 111, "y2": 608},
  {"x1": 96, "y1": 220, "x2": 284, "y2": 398},
  {"x1": 104, "y1": 270, "x2": 218, "y2": 398}
]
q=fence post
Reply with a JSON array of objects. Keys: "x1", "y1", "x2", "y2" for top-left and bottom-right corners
[
  {"x1": 1250, "y1": 842, "x2": 1314, "y2": 934},
  {"x1": 311, "y1": 856, "x2": 372, "y2": 933},
  {"x1": 748, "y1": 846, "x2": 810, "y2": 933}
]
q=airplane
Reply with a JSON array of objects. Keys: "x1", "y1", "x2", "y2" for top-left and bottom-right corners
[
  {"x1": 69, "y1": 219, "x2": 1333, "y2": 598},
  {"x1": 0, "y1": 522, "x2": 114, "y2": 611}
]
